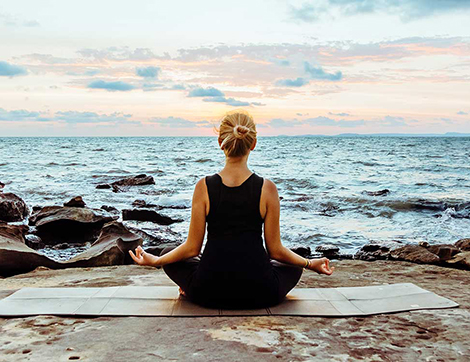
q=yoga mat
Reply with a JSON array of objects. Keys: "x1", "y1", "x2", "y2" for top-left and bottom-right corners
[{"x1": 0, "y1": 283, "x2": 458, "y2": 317}]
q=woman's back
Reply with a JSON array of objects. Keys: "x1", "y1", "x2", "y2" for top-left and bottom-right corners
[{"x1": 189, "y1": 172, "x2": 278, "y2": 308}]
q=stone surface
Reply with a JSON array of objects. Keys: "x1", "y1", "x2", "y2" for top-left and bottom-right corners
[
  {"x1": 0, "y1": 260, "x2": 469, "y2": 361},
  {"x1": 364, "y1": 189, "x2": 390, "y2": 196},
  {"x1": 354, "y1": 241, "x2": 401, "y2": 261},
  {"x1": 455, "y1": 238, "x2": 470, "y2": 251},
  {"x1": 64, "y1": 221, "x2": 143, "y2": 267},
  {"x1": 96, "y1": 174, "x2": 155, "y2": 190},
  {"x1": 390, "y1": 245, "x2": 440, "y2": 264},
  {"x1": 122, "y1": 209, "x2": 182, "y2": 225},
  {"x1": 446, "y1": 251, "x2": 470, "y2": 270},
  {"x1": 29, "y1": 205, "x2": 117, "y2": 244},
  {"x1": 315, "y1": 244, "x2": 340, "y2": 257},
  {"x1": 0, "y1": 223, "x2": 61, "y2": 277},
  {"x1": 289, "y1": 245, "x2": 311, "y2": 258},
  {"x1": 0, "y1": 192, "x2": 28, "y2": 222},
  {"x1": 427, "y1": 244, "x2": 461, "y2": 261},
  {"x1": 63, "y1": 196, "x2": 86, "y2": 208},
  {"x1": 24, "y1": 234, "x2": 45, "y2": 250}
]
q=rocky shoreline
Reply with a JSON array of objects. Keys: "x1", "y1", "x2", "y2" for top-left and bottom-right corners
[{"x1": 1, "y1": 174, "x2": 469, "y2": 278}]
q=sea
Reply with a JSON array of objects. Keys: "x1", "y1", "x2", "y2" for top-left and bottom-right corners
[{"x1": 1, "y1": 136, "x2": 469, "y2": 260}]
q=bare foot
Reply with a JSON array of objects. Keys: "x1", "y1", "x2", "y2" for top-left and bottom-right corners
[{"x1": 179, "y1": 287, "x2": 186, "y2": 297}]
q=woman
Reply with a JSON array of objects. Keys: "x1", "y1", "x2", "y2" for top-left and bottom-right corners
[{"x1": 129, "y1": 110, "x2": 334, "y2": 309}]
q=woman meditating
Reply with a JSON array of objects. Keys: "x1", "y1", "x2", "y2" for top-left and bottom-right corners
[{"x1": 129, "y1": 110, "x2": 334, "y2": 309}]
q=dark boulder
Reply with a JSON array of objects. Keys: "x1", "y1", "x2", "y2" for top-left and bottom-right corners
[
  {"x1": 354, "y1": 241, "x2": 402, "y2": 261},
  {"x1": 64, "y1": 196, "x2": 86, "y2": 208},
  {"x1": 96, "y1": 174, "x2": 155, "y2": 190},
  {"x1": 290, "y1": 245, "x2": 311, "y2": 258},
  {"x1": 0, "y1": 181, "x2": 4, "y2": 192},
  {"x1": 25, "y1": 234, "x2": 45, "y2": 250},
  {"x1": 0, "y1": 223, "x2": 61, "y2": 277},
  {"x1": 364, "y1": 189, "x2": 390, "y2": 197},
  {"x1": 426, "y1": 244, "x2": 460, "y2": 261},
  {"x1": 0, "y1": 192, "x2": 28, "y2": 222},
  {"x1": 315, "y1": 244, "x2": 340, "y2": 258},
  {"x1": 390, "y1": 245, "x2": 440, "y2": 264},
  {"x1": 64, "y1": 221, "x2": 143, "y2": 267},
  {"x1": 455, "y1": 238, "x2": 470, "y2": 251},
  {"x1": 29, "y1": 205, "x2": 118, "y2": 244},
  {"x1": 122, "y1": 209, "x2": 183, "y2": 225},
  {"x1": 446, "y1": 252, "x2": 470, "y2": 270},
  {"x1": 101, "y1": 205, "x2": 119, "y2": 214}
]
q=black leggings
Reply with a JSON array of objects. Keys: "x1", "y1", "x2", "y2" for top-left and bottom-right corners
[{"x1": 160, "y1": 246, "x2": 303, "y2": 308}]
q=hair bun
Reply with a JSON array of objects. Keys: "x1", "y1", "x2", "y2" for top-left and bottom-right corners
[{"x1": 233, "y1": 124, "x2": 250, "y2": 139}]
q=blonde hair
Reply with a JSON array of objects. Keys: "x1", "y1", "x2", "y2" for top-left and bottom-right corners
[{"x1": 214, "y1": 109, "x2": 257, "y2": 158}]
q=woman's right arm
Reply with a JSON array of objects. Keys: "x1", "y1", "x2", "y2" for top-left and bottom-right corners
[{"x1": 262, "y1": 179, "x2": 334, "y2": 275}]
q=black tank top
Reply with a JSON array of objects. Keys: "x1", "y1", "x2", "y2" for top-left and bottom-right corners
[{"x1": 190, "y1": 172, "x2": 277, "y2": 308}]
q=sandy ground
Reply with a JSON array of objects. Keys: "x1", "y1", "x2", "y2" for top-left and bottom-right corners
[{"x1": 1, "y1": 260, "x2": 469, "y2": 362}]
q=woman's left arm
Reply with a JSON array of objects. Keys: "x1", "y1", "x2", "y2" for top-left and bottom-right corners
[{"x1": 129, "y1": 177, "x2": 208, "y2": 267}]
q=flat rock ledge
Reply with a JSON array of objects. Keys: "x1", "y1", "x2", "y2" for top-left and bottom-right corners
[{"x1": 0, "y1": 260, "x2": 469, "y2": 361}]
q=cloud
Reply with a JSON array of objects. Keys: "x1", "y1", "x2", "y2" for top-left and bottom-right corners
[
  {"x1": 148, "y1": 116, "x2": 213, "y2": 128},
  {"x1": 289, "y1": 0, "x2": 470, "y2": 22},
  {"x1": 329, "y1": 112, "x2": 351, "y2": 117},
  {"x1": 0, "y1": 61, "x2": 27, "y2": 77},
  {"x1": 202, "y1": 96, "x2": 250, "y2": 106},
  {"x1": 377, "y1": 115, "x2": 406, "y2": 127},
  {"x1": 0, "y1": 12, "x2": 40, "y2": 27},
  {"x1": 266, "y1": 115, "x2": 370, "y2": 128},
  {"x1": 457, "y1": 111, "x2": 468, "y2": 115},
  {"x1": 87, "y1": 80, "x2": 135, "y2": 91},
  {"x1": 0, "y1": 108, "x2": 139, "y2": 125},
  {"x1": 188, "y1": 87, "x2": 225, "y2": 97},
  {"x1": 136, "y1": 66, "x2": 160, "y2": 78},
  {"x1": 0, "y1": 108, "x2": 50, "y2": 122},
  {"x1": 275, "y1": 77, "x2": 310, "y2": 87},
  {"x1": 55, "y1": 111, "x2": 138, "y2": 124},
  {"x1": 304, "y1": 62, "x2": 342, "y2": 81}
]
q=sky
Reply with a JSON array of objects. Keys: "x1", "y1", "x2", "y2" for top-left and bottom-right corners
[{"x1": 1, "y1": 0, "x2": 470, "y2": 136}]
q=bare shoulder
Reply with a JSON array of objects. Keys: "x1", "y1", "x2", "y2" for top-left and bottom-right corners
[
  {"x1": 262, "y1": 178, "x2": 279, "y2": 196},
  {"x1": 194, "y1": 177, "x2": 208, "y2": 196}
]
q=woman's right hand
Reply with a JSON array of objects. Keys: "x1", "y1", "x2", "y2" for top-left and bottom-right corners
[{"x1": 307, "y1": 257, "x2": 335, "y2": 275}]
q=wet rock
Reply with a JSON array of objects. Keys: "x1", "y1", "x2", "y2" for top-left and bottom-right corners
[
  {"x1": 0, "y1": 181, "x2": 4, "y2": 192},
  {"x1": 53, "y1": 242, "x2": 72, "y2": 250},
  {"x1": 390, "y1": 245, "x2": 440, "y2": 264},
  {"x1": 122, "y1": 209, "x2": 183, "y2": 225},
  {"x1": 364, "y1": 189, "x2": 390, "y2": 197},
  {"x1": 96, "y1": 174, "x2": 155, "y2": 190},
  {"x1": 0, "y1": 223, "x2": 61, "y2": 277},
  {"x1": 25, "y1": 234, "x2": 45, "y2": 250},
  {"x1": 418, "y1": 241, "x2": 429, "y2": 248},
  {"x1": 427, "y1": 244, "x2": 460, "y2": 261},
  {"x1": 0, "y1": 192, "x2": 29, "y2": 222},
  {"x1": 64, "y1": 221, "x2": 143, "y2": 267},
  {"x1": 126, "y1": 224, "x2": 183, "y2": 246},
  {"x1": 446, "y1": 252, "x2": 470, "y2": 270},
  {"x1": 132, "y1": 199, "x2": 160, "y2": 208},
  {"x1": 29, "y1": 205, "x2": 118, "y2": 244},
  {"x1": 290, "y1": 245, "x2": 311, "y2": 258},
  {"x1": 101, "y1": 205, "x2": 119, "y2": 214},
  {"x1": 455, "y1": 238, "x2": 470, "y2": 251},
  {"x1": 315, "y1": 244, "x2": 340, "y2": 258},
  {"x1": 354, "y1": 241, "x2": 402, "y2": 261},
  {"x1": 64, "y1": 196, "x2": 86, "y2": 208}
]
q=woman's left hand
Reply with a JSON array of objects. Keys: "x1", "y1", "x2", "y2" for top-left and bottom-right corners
[{"x1": 129, "y1": 246, "x2": 158, "y2": 266}]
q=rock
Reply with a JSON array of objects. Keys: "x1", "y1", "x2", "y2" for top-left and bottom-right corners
[
  {"x1": 96, "y1": 174, "x2": 155, "y2": 191},
  {"x1": 29, "y1": 205, "x2": 118, "y2": 244},
  {"x1": 112, "y1": 174, "x2": 155, "y2": 187},
  {"x1": 390, "y1": 245, "x2": 440, "y2": 264},
  {"x1": 101, "y1": 205, "x2": 119, "y2": 214},
  {"x1": 53, "y1": 242, "x2": 72, "y2": 250},
  {"x1": 354, "y1": 241, "x2": 400, "y2": 261},
  {"x1": 0, "y1": 192, "x2": 29, "y2": 222},
  {"x1": 290, "y1": 245, "x2": 311, "y2": 258},
  {"x1": 455, "y1": 238, "x2": 470, "y2": 251},
  {"x1": 132, "y1": 199, "x2": 160, "y2": 208},
  {"x1": 64, "y1": 196, "x2": 86, "y2": 208},
  {"x1": 122, "y1": 209, "x2": 182, "y2": 225},
  {"x1": 126, "y1": 224, "x2": 183, "y2": 246},
  {"x1": 427, "y1": 244, "x2": 460, "y2": 261},
  {"x1": 0, "y1": 181, "x2": 4, "y2": 192},
  {"x1": 446, "y1": 251, "x2": 470, "y2": 270},
  {"x1": 0, "y1": 223, "x2": 61, "y2": 277},
  {"x1": 315, "y1": 244, "x2": 340, "y2": 257},
  {"x1": 25, "y1": 234, "x2": 45, "y2": 250},
  {"x1": 364, "y1": 189, "x2": 390, "y2": 196},
  {"x1": 419, "y1": 241, "x2": 430, "y2": 248},
  {"x1": 64, "y1": 221, "x2": 143, "y2": 267}
]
